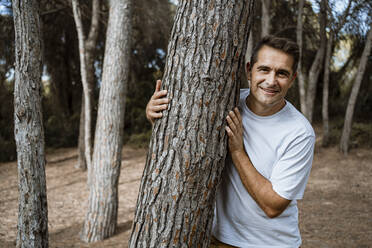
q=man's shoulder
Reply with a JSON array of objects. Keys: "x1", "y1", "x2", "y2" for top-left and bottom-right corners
[
  {"x1": 285, "y1": 102, "x2": 315, "y2": 139},
  {"x1": 240, "y1": 88, "x2": 250, "y2": 97}
]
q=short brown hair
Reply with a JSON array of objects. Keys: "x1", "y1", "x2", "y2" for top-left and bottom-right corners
[{"x1": 250, "y1": 35, "x2": 299, "y2": 73}]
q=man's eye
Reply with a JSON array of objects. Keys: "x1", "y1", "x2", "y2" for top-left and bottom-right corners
[{"x1": 278, "y1": 72, "x2": 288, "y2": 78}]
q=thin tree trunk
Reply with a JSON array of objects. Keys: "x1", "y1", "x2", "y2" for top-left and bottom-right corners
[
  {"x1": 323, "y1": 0, "x2": 352, "y2": 147},
  {"x1": 244, "y1": 31, "x2": 254, "y2": 88},
  {"x1": 322, "y1": 34, "x2": 332, "y2": 147},
  {"x1": 340, "y1": 23, "x2": 372, "y2": 155},
  {"x1": 77, "y1": 97, "x2": 87, "y2": 169},
  {"x1": 80, "y1": 0, "x2": 132, "y2": 242},
  {"x1": 72, "y1": 0, "x2": 93, "y2": 171},
  {"x1": 76, "y1": 0, "x2": 100, "y2": 170},
  {"x1": 13, "y1": 0, "x2": 48, "y2": 247},
  {"x1": 129, "y1": 1, "x2": 254, "y2": 247},
  {"x1": 296, "y1": 0, "x2": 306, "y2": 114},
  {"x1": 305, "y1": 0, "x2": 327, "y2": 122},
  {"x1": 261, "y1": 0, "x2": 271, "y2": 37}
]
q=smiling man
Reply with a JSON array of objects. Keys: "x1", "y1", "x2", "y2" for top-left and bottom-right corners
[{"x1": 146, "y1": 35, "x2": 315, "y2": 248}]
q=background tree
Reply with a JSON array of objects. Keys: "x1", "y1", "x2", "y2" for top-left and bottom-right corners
[
  {"x1": 304, "y1": 0, "x2": 327, "y2": 122},
  {"x1": 340, "y1": 20, "x2": 372, "y2": 154},
  {"x1": 72, "y1": 0, "x2": 101, "y2": 170},
  {"x1": 321, "y1": 0, "x2": 353, "y2": 146},
  {"x1": 129, "y1": 0, "x2": 254, "y2": 247},
  {"x1": 12, "y1": 0, "x2": 49, "y2": 247},
  {"x1": 261, "y1": 0, "x2": 271, "y2": 37},
  {"x1": 80, "y1": 0, "x2": 132, "y2": 242},
  {"x1": 296, "y1": 0, "x2": 306, "y2": 114},
  {"x1": 71, "y1": 0, "x2": 94, "y2": 171}
]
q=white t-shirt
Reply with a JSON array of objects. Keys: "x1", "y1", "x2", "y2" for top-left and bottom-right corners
[{"x1": 212, "y1": 89, "x2": 315, "y2": 248}]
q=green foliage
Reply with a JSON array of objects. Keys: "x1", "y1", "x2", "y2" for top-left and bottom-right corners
[
  {"x1": 43, "y1": 113, "x2": 80, "y2": 148},
  {"x1": 0, "y1": 81, "x2": 15, "y2": 162},
  {"x1": 124, "y1": 130, "x2": 153, "y2": 149}
]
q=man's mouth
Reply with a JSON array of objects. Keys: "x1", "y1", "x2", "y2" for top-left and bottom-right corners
[{"x1": 259, "y1": 87, "x2": 279, "y2": 95}]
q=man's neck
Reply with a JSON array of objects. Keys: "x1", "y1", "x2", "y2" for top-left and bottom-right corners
[{"x1": 246, "y1": 95, "x2": 286, "y2": 116}]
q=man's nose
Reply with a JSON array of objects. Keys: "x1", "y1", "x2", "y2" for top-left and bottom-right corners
[{"x1": 266, "y1": 71, "x2": 277, "y2": 86}]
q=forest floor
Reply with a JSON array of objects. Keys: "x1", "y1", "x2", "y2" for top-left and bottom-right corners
[{"x1": 0, "y1": 128, "x2": 371, "y2": 248}]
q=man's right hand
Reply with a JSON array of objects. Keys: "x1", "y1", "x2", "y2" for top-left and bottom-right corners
[{"x1": 146, "y1": 80, "x2": 169, "y2": 125}]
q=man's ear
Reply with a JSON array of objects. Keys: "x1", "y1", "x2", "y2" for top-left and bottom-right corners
[{"x1": 289, "y1": 72, "x2": 297, "y2": 88}]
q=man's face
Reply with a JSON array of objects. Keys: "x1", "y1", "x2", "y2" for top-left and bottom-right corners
[{"x1": 246, "y1": 45, "x2": 296, "y2": 116}]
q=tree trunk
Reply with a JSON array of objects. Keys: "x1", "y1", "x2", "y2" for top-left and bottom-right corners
[
  {"x1": 129, "y1": 1, "x2": 254, "y2": 247},
  {"x1": 77, "y1": 97, "x2": 87, "y2": 169},
  {"x1": 340, "y1": 23, "x2": 372, "y2": 155},
  {"x1": 244, "y1": 31, "x2": 254, "y2": 88},
  {"x1": 323, "y1": 0, "x2": 352, "y2": 147},
  {"x1": 80, "y1": 0, "x2": 132, "y2": 242},
  {"x1": 296, "y1": 0, "x2": 307, "y2": 114},
  {"x1": 76, "y1": 0, "x2": 100, "y2": 170},
  {"x1": 261, "y1": 0, "x2": 271, "y2": 37},
  {"x1": 13, "y1": 1, "x2": 49, "y2": 247},
  {"x1": 322, "y1": 34, "x2": 333, "y2": 147},
  {"x1": 304, "y1": 0, "x2": 327, "y2": 122}
]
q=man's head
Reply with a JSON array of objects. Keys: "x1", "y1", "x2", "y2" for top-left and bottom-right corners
[
  {"x1": 245, "y1": 35, "x2": 299, "y2": 116},
  {"x1": 250, "y1": 35, "x2": 299, "y2": 74}
]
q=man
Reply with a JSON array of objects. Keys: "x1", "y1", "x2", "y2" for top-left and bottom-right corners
[{"x1": 146, "y1": 35, "x2": 315, "y2": 248}]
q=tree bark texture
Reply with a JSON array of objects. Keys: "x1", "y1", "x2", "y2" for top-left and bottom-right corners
[
  {"x1": 76, "y1": 0, "x2": 100, "y2": 170},
  {"x1": 261, "y1": 0, "x2": 271, "y2": 38},
  {"x1": 80, "y1": 0, "x2": 132, "y2": 242},
  {"x1": 296, "y1": 0, "x2": 307, "y2": 115},
  {"x1": 304, "y1": 0, "x2": 327, "y2": 122},
  {"x1": 340, "y1": 23, "x2": 372, "y2": 155},
  {"x1": 13, "y1": 0, "x2": 49, "y2": 247},
  {"x1": 129, "y1": 1, "x2": 254, "y2": 247},
  {"x1": 322, "y1": 34, "x2": 332, "y2": 147}
]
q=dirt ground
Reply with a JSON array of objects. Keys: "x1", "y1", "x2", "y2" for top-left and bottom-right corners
[{"x1": 1, "y1": 133, "x2": 371, "y2": 247}]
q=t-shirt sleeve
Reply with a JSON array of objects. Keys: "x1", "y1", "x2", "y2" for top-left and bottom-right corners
[{"x1": 270, "y1": 135, "x2": 315, "y2": 200}]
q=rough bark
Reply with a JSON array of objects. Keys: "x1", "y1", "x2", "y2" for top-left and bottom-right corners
[
  {"x1": 261, "y1": 0, "x2": 271, "y2": 38},
  {"x1": 304, "y1": 0, "x2": 327, "y2": 122},
  {"x1": 322, "y1": 34, "x2": 332, "y2": 147},
  {"x1": 80, "y1": 0, "x2": 132, "y2": 242},
  {"x1": 296, "y1": 0, "x2": 307, "y2": 114},
  {"x1": 340, "y1": 23, "x2": 372, "y2": 155},
  {"x1": 12, "y1": 0, "x2": 49, "y2": 247},
  {"x1": 76, "y1": 0, "x2": 100, "y2": 170},
  {"x1": 129, "y1": 1, "x2": 254, "y2": 247}
]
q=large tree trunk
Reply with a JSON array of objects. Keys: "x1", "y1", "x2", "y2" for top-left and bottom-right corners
[
  {"x1": 129, "y1": 1, "x2": 254, "y2": 247},
  {"x1": 261, "y1": 0, "x2": 271, "y2": 37},
  {"x1": 322, "y1": 34, "x2": 333, "y2": 147},
  {"x1": 75, "y1": 0, "x2": 100, "y2": 170},
  {"x1": 296, "y1": 0, "x2": 307, "y2": 114},
  {"x1": 13, "y1": 1, "x2": 49, "y2": 247},
  {"x1": 304, "y1": 0, "x2": 327, "y2": 122},
  {"x1": 340, "y1": 23, "x2": 372, "y2": 155},
  {"x1": 80, "y1": 0, "x2": 132, "y2": 242}
]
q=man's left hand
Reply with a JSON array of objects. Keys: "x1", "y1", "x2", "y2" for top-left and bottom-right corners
[{"x1": 225, "y1": 107, "x2": 244, "y2": 155}]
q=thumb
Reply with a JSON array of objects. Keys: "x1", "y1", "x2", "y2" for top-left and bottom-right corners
[{"x1": 155, "y1": 79, "x2": 162, "y2": 92}]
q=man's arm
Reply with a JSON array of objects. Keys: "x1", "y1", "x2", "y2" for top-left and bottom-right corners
[
  {"x1": 225, "y1": 108, "x2": 291, "y2": 218},
  {"x1": 146, "y1": 80, "x2": 169, "y2": 124}
]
